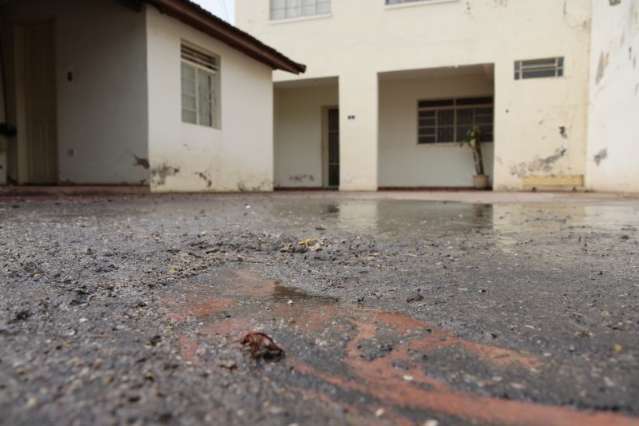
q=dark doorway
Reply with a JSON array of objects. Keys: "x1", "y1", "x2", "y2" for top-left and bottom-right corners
[
  {"x1": 327, "y1": 108, "x2": 339, "y2": 188},
  {"x1": 17, "y1": 21, "x2": 58, "y2": 184}
]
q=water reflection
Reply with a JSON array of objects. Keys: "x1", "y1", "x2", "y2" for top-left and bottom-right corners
[{"x1": 270, "y1": 198, "x2": 639, "y2": 241}]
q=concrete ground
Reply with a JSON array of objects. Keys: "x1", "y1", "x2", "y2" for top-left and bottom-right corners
[{"x1": 0, "y1": 191, "x2": 638, "y2": 426}]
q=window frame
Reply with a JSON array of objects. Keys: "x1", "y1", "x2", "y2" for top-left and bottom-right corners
[
  {"x1": 270, "y1": 0, "x2": 332, "y2": 22},
  {"x1": 385, "y1": 0, "x2": 458, "y2": 9},
  {"x1": 417, "y1": 96, "x2": 494, "y2": 145},
  {"x1": 514, "y1": 57, "x2": 564, "y2": 80},
  {"x1": 180, "y1": 43, "x2": 221, "y2": 129}
]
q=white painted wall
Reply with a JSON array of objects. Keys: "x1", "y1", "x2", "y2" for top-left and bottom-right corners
[
  {"x1": 4, "y1": 0, "x2": 149, "y2": 184},
  {"x1": 237, "y1": 0, "x2": 593, "y2": 191},
  {"x1": 274, "y1": 82, "x2": 338, "y2": 188},
  {"x1": 146, "y1": 5, "x2": 274, "y2": 192},
  {"x1": 379, "y1": 72, "x2": 494, "y2": 188},
  {"x1": 586, "y1": 0, "x2": 639, "y2": 192}
]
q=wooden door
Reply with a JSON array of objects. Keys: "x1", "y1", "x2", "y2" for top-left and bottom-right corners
[{"x1": 19, "y1": 21, "x2": 58, "y2": 184}]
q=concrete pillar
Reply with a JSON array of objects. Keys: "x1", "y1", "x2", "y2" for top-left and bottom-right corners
[{"x1": 339, "y1": 72, "x2": 378, "y2": 191}]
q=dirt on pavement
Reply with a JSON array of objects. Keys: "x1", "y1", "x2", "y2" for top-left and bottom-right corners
[{"x1": 0, "y1": 192, "x2": 638, "y2": 426}]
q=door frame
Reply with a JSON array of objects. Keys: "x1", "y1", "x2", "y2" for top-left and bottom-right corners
[
  {"x1": 14, "y1": 19, "x2": 58, "y2": 185},
  {"x1": 321, "y1": 105, "x2": 339, "y2": 189}
]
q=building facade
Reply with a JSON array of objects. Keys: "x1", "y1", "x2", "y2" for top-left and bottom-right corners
[
  {"x1": 237, "y1": 0, "x2": 639, "y2": 192},
  {"x1": 0, "y1": 0, "x2": 303, "y2": 192}
]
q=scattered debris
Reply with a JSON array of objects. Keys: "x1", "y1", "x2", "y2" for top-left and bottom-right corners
[
  {"x1": 406, "y1": 291, "x2": 424, "y2": 303},
  {"x1": 148, "y1": 335, "x2": 162, "y2": 347},
  {"x1": 299, "y1": 238, "x2": 322, "y2": 251},
  {"x1": 218, "y1": 360, "x2": 238, "y2": 371},
  {"x1": 280, "y1": 238, "x2": 323, "y2": 253},
  {"x1": 10, "y1": 310, "x2": 31, "y2": 324},
  {"x1": 240, "y1": 332, "x2": 284, "y2": 361}
]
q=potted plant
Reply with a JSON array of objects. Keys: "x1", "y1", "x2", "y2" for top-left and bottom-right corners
[{"x1": 462, "y1": 126, "x2": 489, "y2": 190}]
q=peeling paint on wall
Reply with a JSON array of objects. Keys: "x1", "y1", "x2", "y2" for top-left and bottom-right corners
[
  {"x1": 133, "y1": 155, "x2": 150, "y2": 170},
  {"x1": 289, "y1": 174, "x2": 315, "y2": 183},
  {"x1": 587, "y1": 0, "x2": 639, "y2": 191},
  {"x1": 195, "y1": 172, "x2": 213, "y2": 188},
  {"x1": 510, "y1": 147, "x2": 567, "y2": 178},
  {"x1": 237, "y1": 179, "x2": 272, "y2": 192},
  {"x1": 151, "y1": 164, "x2": 180, "y2": 186},
  {"x1": 559, "y1": 126, "x2": 568, "y2": 138},
  {"x1": 596, "y1": 51, "x2": 610, "y2": 84},
  {"x1": 594, "y1": 148, "x2": 608, "y2": 166}
]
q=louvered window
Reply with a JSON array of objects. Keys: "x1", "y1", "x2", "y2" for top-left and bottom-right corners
[
  {"x1": 270, "y1": 0, "x2": 331, "y2": 21},
  {"x1": 181, "y1": 43, "x2": 220, "y2": 128},
  {"x1": 515, "y1": 57, "x2": 564, "y2": 80},
  {"x1": 418, "y1": 97, "x2": 494, "y2": 144}
]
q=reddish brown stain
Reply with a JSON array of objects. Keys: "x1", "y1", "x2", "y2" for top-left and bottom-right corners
[
  {"x1": 178, "y1": 335, "x2": 199, "y2": 364},
  {"x1": 218, "y1": 269, "x2": 278, "y2": 297},
  {"x1": 161, "y1": 269, "x2": 639, "y2": 426},
  {"x1": 166, "y1": 297, "x2": 235, "y2": 323},
  {"x1": 369, "y1": 309, "x2": 541, "y2": 370},
  {"x1": 201, "y1": 318, "x2": 252, "y2": 338}
]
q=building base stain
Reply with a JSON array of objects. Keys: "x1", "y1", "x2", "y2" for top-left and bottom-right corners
[
  {"x1": 510, "y1": 147, "x2": 567, "y2": 178},
  {"x1": 133, "y1": 155, "x2": 150, "y2": 170},
  {"x1": 594, "y1": 148, "x2": 609, "y2": 166},
  {"x1": 195, "y1": 172, "x2": 213, "y2": 189},
  {"x1": 151, "y1": 164, "x2": 180, "y2": 186}
]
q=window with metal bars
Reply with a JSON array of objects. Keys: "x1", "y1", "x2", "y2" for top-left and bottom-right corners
[
  {"x1": 270, "y1": 0, "x2": 331, "y2": 20},
  {"x1": 417, "y1": 97, "x2": 494, "y2": 145},
  {"x1": 515, "y1": 57, "x2": 564, "y2": 80},
  {"x1": 181, "y1": 43, "x2": 220, "y2": 128}
]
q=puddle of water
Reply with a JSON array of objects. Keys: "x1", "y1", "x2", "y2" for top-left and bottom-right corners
[
  {"x1": 270, "y1": 199, "x2": 639, "y2": 243},
  {"x1": 272, "y1": 284, "x2": 338, "y2": 305}
]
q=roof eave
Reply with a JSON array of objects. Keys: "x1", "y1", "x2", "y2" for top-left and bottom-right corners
[{"x1": 143, "y1": 0, "x2": 306, "y2": 74}]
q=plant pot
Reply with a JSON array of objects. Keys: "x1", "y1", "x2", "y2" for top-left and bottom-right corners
[{"x1": 473, "y1": 175, "x2": 490, "y2": 190}]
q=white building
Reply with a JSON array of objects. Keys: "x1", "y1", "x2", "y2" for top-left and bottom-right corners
[
  {"x1": 0, "y1": 0, "x2": 304, "y2": 191},
  {"x1": 237, "y1": 0, "x2": 639, "y2": 192}
]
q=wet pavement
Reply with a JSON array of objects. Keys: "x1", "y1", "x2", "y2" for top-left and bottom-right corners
[{"x1": 0, "y1": 192, "x2": 638, "y2": 425}]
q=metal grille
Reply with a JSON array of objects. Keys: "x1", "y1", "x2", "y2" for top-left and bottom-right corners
[
  {"x1": 515, "y1": 57, "x2": 564, "y2": 80},
  {"x1": 327, "y1": 108, "x2": 340, "y2": 188},
  {"x1": 270, "y1": 0, "x2": 331, "y2": 20},
  {"x1": 417, "y1": 97, "x2": 494, "y2": 145},
  {"x1": 181, "y1": 44, "x2": 218, "y2": 72}
]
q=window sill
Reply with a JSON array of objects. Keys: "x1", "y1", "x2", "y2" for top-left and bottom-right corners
[
  {"x1": 385, "y1": 0, "x2": 458, "y2": 11},
  {"x1": 182, "y1": 121, "x2": 221, "y2": 131},
  {"x1": 269, "y1": 14, "x2": 332, "y2": 25}
]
